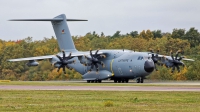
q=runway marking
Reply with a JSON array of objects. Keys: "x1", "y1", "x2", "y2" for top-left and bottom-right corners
[{"x1": 1, "y1": 85, "x2": 200, "y2": 91}]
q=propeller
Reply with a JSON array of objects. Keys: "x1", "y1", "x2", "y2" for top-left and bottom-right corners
[
  {"x1": 84, "y1": 49, "x2": 105, "y2": 73},
  {"x1": 150, "y1": 49, "x2": 160, "y2": 71},
  {"x1": 170, "y1": 50, "x2": 185, "y2": 73},
  {"x1": 53, "y1": 50, "x2": 75, "y2": 74}
]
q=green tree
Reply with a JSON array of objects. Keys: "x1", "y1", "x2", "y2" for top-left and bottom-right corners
[{"x1": 171, "y1": 28, "x2": 185, "y2": 39}]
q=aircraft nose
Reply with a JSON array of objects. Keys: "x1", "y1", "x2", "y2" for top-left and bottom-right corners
[{"x1": 144, "y1": 60, "x2": 154, "y2": 73}]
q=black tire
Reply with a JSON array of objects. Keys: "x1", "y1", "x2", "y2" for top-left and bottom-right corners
[
  {"x1": 98, "y1": 80, "x2": 102, "y2": 83},
  {"x1": 136, "y1": 78, "x2": 140, "y2": 83},
  {"x1": 117, "y1": 80, "x2": 121, "y2": 83},
  {"x1": 141, "y1": 77, "x2": 144, "y2": 83},
  {"x1": 87, "y1": 80, "x2": 90, "y2": 83},
  {"x1": 125, "y1": 79, "x2": 129, "y2": 83},
  {"x1": 114, "y1": 80, "x2": 117, "y2": 83},
  {"x1": 91, "y1": 80, "x2": 94, "y2": 83}
]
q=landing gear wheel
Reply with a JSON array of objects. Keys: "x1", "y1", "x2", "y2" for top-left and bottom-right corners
[
  {"x1": 141, "y1": 77, "x2": 144, "y2": 83},
  {"x1": 117, "y1": 80, "x2": 121, "y2": 83},
  {"x1": 87, "y1": 80, "x2": 90, "y2": 83},
  {"x1": 136, "y1": 77, "x2": 144, "y2": 83},
  {"x1": 125, "y1": 79, "x2": 129, "y2": 83},
  {"x1": 98, "y1": 80, "x2": 102, "y2": 83},
  {"x1": 136, "y1": 78, "x2": 141, "y2": 83},
  {"x1": 114, "y1": 80, "x2": 117, "y2": 83},
  {"x1": 91, "y1": 80, "x2": 94, "y2": 83}
]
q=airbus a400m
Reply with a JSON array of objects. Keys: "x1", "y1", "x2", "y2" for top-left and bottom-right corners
[{"x1": 8, "y1": 14, "x2": 193, "y2": 83}]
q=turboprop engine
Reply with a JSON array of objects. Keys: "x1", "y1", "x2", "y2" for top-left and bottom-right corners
[
  {"x1": 51, "y1": 56, "x2": 61, "y2": 68},
  {"x1": 51, "y1": 51, "x2": 75, "y2": 74}
]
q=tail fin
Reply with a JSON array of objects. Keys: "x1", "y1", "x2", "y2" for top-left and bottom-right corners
[
  {"x1": 9, "y1": 14, "x2": 87, "y2": 52},
  {"x1": 51, "y1": 14, "x2": 76, "y2": 52}
]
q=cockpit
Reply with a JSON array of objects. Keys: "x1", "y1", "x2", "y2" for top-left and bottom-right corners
[{"x1": 137, "y1": 56, "x2": 151, "y2": 61}]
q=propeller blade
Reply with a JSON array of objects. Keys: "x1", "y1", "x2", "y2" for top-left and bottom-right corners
[
  {"x1": 152, "y1": 53, "x2": 155, "y2": 58},
  {"x1": 94, "y1": 63, "x2": 99, "y2": 72},
  {"x1": 63, "y1": 67, "x2": 66, "y2": 74},
  {"x1": 57, "y1": 66, "x2": 61, "y2": 72},
  {"x1": 175, "y1": 50, "x2": 181, "y2": 60},
  {"x1": 97, "y1": 61, "x2": 105, "y2": 67},
  {"x1": 68, "y1": 52, "x2": 72, "y2": 58},
  {"x1": 90, "y1": 49, "x2": 93, "y2": 58},
  {"x1": 149, "y1": 49, "x2": 153, "y2": 53},
  {"x1": 62, "y1": 50, "x2": 66, "y2": 58},
  {"x1": 56, "y1": 55, "x2": 63, "y2": 62},
  {"x1": 66, "y1": 60, "x2": 75, "y2": 64},
  {"x1": 178, "y1": 56, "x2": 183, "y2": 61},
  {"x1": 176, "y1": 65, "x2": 180, "y2": 73},
  {"x1": 88, "y1": 63, "x2": 94, "y2": 72},
  {"x1": 52, "y1": 62, "x2": 57, "y2": 66},
  {"x1": 170, "y1": 51, "x2": 175, "y2": 60},
  {"x1": 85, "y1": 56, "x2": 92, "y2": 61},
  {"x1": 171, "y1": 66, "x2": 175, "y2": 73},
  {"x1": 95, "y1": 49, "x2": 99, "y2": 57}
]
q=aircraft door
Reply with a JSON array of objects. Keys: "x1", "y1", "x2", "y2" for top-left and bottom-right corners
[
  {"x1": 116, "y1": 66, "x2": 123, "y2": 75},
  {"x1": 84, "y1": 66, "x2": 89, "y2": 74}
]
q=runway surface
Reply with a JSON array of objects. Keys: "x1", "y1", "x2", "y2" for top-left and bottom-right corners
[{"x1": 0, "y1": 85, "x2": 200, "y2": 91}]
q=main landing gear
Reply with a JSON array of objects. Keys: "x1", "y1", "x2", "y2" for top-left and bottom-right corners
[
  {"x1": 87, "y1": 80, "x2": 102, "y2": 83},
  {"x1": 114, "y1": 79, "x2": 129, "y2": 83},
  {"x1": 136, "y1": 77, "x2": 144, "y2": 83}
]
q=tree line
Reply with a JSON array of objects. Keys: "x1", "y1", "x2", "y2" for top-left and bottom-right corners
[{"x1": 0, "y1": 27, "x2": 200, "y2": 81}]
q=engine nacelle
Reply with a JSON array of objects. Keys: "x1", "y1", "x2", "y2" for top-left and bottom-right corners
[
  {"x1": 26, "y1": 60, "x2": 39, "y2": 67},
  {"x1": 50, "y1": 56, "x2": 61, "y2": 68},
  {"x1": 78, "y1": 55, "x2": 92, "y2": 65}
]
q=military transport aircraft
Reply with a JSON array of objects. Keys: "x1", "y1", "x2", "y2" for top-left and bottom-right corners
[{"x1": 8, "y1": 14, "x2": 194, "y2": 83}]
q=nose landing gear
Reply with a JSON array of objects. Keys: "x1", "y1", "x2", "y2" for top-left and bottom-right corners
[{"x1": 136, "y1": 77, "x2": 144, "y2": 83}]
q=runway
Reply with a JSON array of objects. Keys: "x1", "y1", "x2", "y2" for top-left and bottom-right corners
[{"x1": 1, "y1": 85, "x2": 200, "y2": 91}]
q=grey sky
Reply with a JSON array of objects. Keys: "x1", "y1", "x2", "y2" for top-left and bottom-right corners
[{"x1": 0, "y1": 0, "x2": 199, "y2": 40}]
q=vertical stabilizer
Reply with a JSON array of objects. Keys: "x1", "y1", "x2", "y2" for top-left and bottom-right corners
[
  {"x1": 51, "y1": 14, "x2": 77, "y2": 52},
  {"x1": 9, "y1": 14, "x2": 87, "y2": 52}
]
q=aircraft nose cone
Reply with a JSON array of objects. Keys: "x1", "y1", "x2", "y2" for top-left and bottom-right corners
[{"x1": 144, "y1": 60, "x2": 154, "y2": 73}]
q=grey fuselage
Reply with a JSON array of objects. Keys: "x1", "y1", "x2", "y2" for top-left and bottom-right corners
[{"x1": 66, "y1": 49, "x2": 154, "y2": 80}]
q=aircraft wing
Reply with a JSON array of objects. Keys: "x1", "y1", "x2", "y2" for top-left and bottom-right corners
[
  {"x1": 8, "y1": 51, "x2": 104, "y2": 62},
  {"x1": 157, "y1": 55, "x2": 195, "y2": 61},
  {"x1": 8, "y1": 55, "x2": 55, "y2": 62}
]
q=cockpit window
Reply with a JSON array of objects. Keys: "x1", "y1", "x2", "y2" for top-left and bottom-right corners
[
  {"x1": 138, "y1": 56, "x2": 151, "y2": 60},
  {"x1": 137, "y1": 56, "x2": 144, "y2": 60}
]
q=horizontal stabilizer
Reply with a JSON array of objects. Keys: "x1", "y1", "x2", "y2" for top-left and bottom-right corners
[{"x1": 9, "y1": 19, "x2": 87, "y2": 21}]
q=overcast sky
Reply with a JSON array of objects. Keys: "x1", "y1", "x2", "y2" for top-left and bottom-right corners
[{"x1": 0, "y1": 0, "x2": 199, "y2": 40}]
